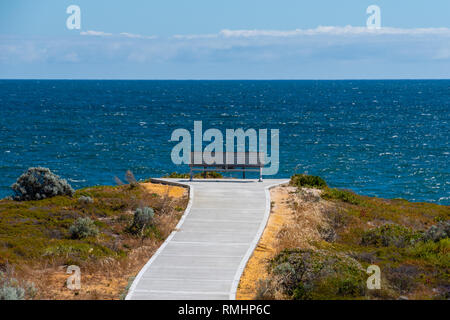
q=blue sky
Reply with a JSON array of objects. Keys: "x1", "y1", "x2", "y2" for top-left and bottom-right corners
[{"x1": 1, "y1": 0, "x2": 449, "y2": 79}]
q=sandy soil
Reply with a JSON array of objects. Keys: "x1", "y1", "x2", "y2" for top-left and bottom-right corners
[{"x1": 236, "y1": 185, "x2": 295, "y2": 299}]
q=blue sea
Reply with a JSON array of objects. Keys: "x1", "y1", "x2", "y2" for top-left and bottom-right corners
[{"x1": 0, "y1": 80, "x2": 448, "y2": 204}]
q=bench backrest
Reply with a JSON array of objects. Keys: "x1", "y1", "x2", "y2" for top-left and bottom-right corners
[{"x1": 189, "y1": 151, "x2": 265, "y2": 167}]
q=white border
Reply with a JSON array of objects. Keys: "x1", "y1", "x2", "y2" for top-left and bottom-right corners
[
  {"x1": 229, "y1": 180, "x2": 289, "y2": 300},
  {"x1": 125, "y1": 179, "x2": 194, "y2": 300}
]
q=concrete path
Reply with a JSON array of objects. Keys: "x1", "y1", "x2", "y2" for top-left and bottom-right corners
[{"x1": 126, "y1": 178, "x2": 288, "y2": 300}]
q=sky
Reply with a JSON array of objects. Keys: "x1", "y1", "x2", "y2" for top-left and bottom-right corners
[{"x1": 0, "y1": 0, "x2": 449, "y2": 79}]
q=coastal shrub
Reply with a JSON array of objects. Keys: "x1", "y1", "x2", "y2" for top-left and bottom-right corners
[
  {"x1": 269, "y1": 249, "x2": 366, "y2": 300},
  {"x1": 195, "y1": 171, "x2": 223, "y2": 178},
  {"x1": 317, "y1": 225, "x2": 337, "y2": 242},
  {"x1": 69, "y1": 217, "x2": 99, "y2": 239},
  {"x1": 322, "y1": 188, "x2": 361, "y2": 205},
  {"x1": 78, "y1": 195, "x2": 94, "y2": 205},
  {"x1": 423, "y1": 221, "x2": 450, "y2": 242},
  {"x1": 0, "y1": 283, "x2": 25, "y2": 300},
  {"x1": 254, "y1": 279, "x2": 276, "y2": 300},
  {"x1": 164, "y1": 172, "x2": 223, "y2": 179},
  {"x1": 408, "y1": 238, "x2": 450, "y2": 267},
  {"x1": 361, "y1": 224, "x2": 421, "y2": 248},
  {"x1": 129, "y1": 207, "x2": 155, "y2": 236},
  {"x1": 11, "y1": 167, "x2": 74, "y2": 201},
  {"x1": 164, "y1": 172, "x2": 191, "y2": 178},
  {"x1": 385, "y1": 265, "x2": 420, "y2": 293},
  {"x1": 290, "y1": 174, "x2": 327, "y2": 189},
  {"x1": 0, "y1": 272, "x2": 36, "y2": 300}
]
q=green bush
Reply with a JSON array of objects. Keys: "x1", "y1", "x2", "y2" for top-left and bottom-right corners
[
  {"x1": 78, "y1": 195, "x2": 94, "y2": 205},
  {"x1": 290, "y1": 174, "x2": 327, "y2": 189},
  {"x1": 424, "y1": 221, "x2": 450, "y2": 242},
  {"x1": 269, "y1": 249, "x2": 366, "y2": 300},
  {"x1": 11, "y1": 167, "x2": 74, "y2": 201},
  {"x1": 322, "y1": 188, "x2": 361, "y2": 205},
  {"x1": 69, "y1": 217, "x2": 99, "y2": 239},
  {"x1": 0, "y1": 285, "x2": 25, "y2": 300},
  {"x1": 361, "y1": 224, "x2": 421, "y2": 248},
  {"x1": 408, "y1": 238, "x2": 450, "y2": 267},
  {"x1": 0, "y1": 273, "x2": 36, "y2": 300},
  {"x1": 195, "y1": 171, "x2": 223, "y2": 178},
  {"x1": 164, "y1": 172, "x2": 190, "y2": 178},
  {"x1": 164, "y1": 172, "x2": 223, "y2": 179},
  {"x1": 254, "y1": 279, "x2": 276, "y2": 300},
  {"x1": 129, "y1": 207, "x2": 155, "y2": 236}
]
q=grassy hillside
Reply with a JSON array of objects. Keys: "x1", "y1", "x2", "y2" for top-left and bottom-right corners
[
  {"x1": 0, "y1": 182, "x2": 188, "y2": 299},
  {"x1": 249, "y1": 175, "x2": 449, "y2": 300}
]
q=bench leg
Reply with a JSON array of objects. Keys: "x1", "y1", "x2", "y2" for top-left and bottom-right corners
[
  {"x1": 189, "y1": 168, "x2": 193, "y2": 181},
  {"x1": 243, "y1": 169, "x2": 245, "y2": 179},
  {"x1": 259, "y1": 167, "x2": 263, "y2": 182}
]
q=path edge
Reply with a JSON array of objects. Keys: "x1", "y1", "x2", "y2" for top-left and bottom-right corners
[
  {"x1": 229, "y1": 179, "x2": 289, "y2": 300},
  {"x1": 125, "y1": 178, "x2": 194, "y2": 300}
]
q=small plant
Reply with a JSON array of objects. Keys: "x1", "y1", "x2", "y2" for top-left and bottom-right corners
[
  {"x1": 0, "y1": 270, "x2": 36, "y2": 300},
  {"x1": 254, "y1": 279, "x2": 276, "y2": 300},
  {"x1": 322, "y1": 188, "x2": 361, "y2": 205},
  {"x1": 129, "y1": 207, "x2": 155, "y2": 236},
  {"x1": 78, "y1": 195, "x2": 94, "y2": 205},
  {"x1": 195, "y1": 171, "x2": 223, "y2": 179},
  {"x1": 269, "y1": 249, "x2": 366, "y2": 300},
  {"x1": 361, "y1": 224, "x2": 421, "y2": 248},
  {"x1": 164, "y1": 171, "x2": 224, "y2": 179},
  {"x1": 423, "y1": 221, "x2": 450, "y2": 242},
  {"x1": 290, "y1": 174, "x2": 327, "y2": 189},
  {"x1": 69, "y1": 217, "x2": 99, "y2": 239},
  {"x1": 11, "y1": 167, "x2": 74, "y2": 201},
  {"x1": 114, "y1": 176, "x2": 125, "y2": 186},
  {"x1": 164, "y1": 172, "x2": 190, "y2": 178},
  {"x1": 114, "y1": 170, "x2": 139, "y2": 188},
  {"x1": 0, "y1": 283, "x2": 25, "y2": 300},
  {"x1": 125, "y1": 170, "x2": 138, "y2": 188}
]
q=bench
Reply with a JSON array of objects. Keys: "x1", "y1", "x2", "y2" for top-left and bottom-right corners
[{"x1": 189, "y1": 151, "x2": 264, "y2": 182}]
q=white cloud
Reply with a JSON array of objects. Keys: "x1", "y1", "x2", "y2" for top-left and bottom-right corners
[
  {"x1": 178, "y1": 26, "x2": 450, "y2": 39},
  {"x1": 1, "y1": 25, "x2": 449, "y2": 78},
  {"x1": 80, "y1": 30, "x2": 113, "y2": 36},
  {"x1": 119, "y1": 32, "x2": 157, "y2": 39},
  {"x1": 172, "y1": 33, "x2": 217, "y2": 40},
  {"x1": 79, "y1": 26, "x2": 450, "y2": 40}
]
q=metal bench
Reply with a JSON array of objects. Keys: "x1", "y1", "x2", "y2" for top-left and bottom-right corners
[{"x1": 189, "y1": 151, "x2": 264, "y2": 182}]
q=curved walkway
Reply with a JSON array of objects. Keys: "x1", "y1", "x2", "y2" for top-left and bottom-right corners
[{"x1": 126, "y1": 178, "x2": 288, "y2": 300}]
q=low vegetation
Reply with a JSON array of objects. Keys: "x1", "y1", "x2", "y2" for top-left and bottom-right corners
[
  {"x1": 69, "y1": 218, "x2": 99, "y2": 240},
  {"x1": 0, "y1": 168, "x2": 188, "y2": 299},
  {"x1": 11, "y1": 167, "x2": 74, "y2": 201},
  {"x1": 164, "y1": 171, "x2": 223, "y2": 179},
  {"x1": 128, "y1": 207, "x2": 155, "y2": 236},
  {"x1": 0, "y1": 266, "x2": 37, "y2": 300},
  {"x1": 290, "y1": 174, "x2": 327, "y2": 189},
  {"x1": 253, "y1": 175, "x2": 449, "y2": 300}
]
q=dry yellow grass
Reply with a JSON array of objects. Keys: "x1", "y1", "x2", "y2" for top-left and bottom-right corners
[
  {"x1": 236, "y1": 185, "x2": 330, "y2": 300},
  {"x1": 141, "y1": 182, "x2": 187, "y2": 199},
  {"x1": 236, "y1": 185, "x2": 293, "y2": 299}
]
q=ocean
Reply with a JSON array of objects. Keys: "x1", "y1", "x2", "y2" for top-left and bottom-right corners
[{"x1": 0, "y1": 80, "x2": 448, "y2": 204}]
